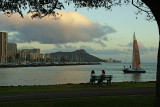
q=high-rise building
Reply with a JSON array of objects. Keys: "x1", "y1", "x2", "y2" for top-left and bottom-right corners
[
  {"x1": 21, "y1": 49, "x2": 40, "y2": 62},
  {"x1": 7, "y1": 42, "x2": 17, "y2": 63},
  {"x1": 0, "y1": 32, "x2": 7, "y2": 63}
]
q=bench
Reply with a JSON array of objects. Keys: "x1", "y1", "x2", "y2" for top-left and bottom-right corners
[{"x1": 90, "y1": 75, "x2": 113, "y2": 85}]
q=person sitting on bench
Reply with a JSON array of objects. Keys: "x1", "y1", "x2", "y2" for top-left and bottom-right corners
[
  {"x1": 90, "y1": 70, "x2": 96, "y2": 84},
  {"x1": 97, "y1": 70, "x2": 106, "y2": 85}
]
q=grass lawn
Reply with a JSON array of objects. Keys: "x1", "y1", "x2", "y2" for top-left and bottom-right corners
[
  {"x1": 0, "y1": 95, "x2": 155, "y2": 107},
  {"x1": 0, "y1": 82, "x2": 156, "y2": 94},
  {"x1": 0, "y1": 82, "x2": 155, "y2": 107}
]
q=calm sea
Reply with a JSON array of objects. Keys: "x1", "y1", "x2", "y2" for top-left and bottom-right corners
[{"x1": 0, "y1": 63, "x2": 157, "y2": 86}]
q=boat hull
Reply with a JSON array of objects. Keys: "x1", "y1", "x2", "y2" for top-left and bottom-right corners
[{"x1": 122, "y1": 69, "x2": 146, "y2": 73}]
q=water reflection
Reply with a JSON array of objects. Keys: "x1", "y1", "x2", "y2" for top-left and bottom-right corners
[
  {"x1": 0, "y1": 63, "x2": 156, "y2": 86},
  {"x1": 132, "y1": 74, "x2": 141, "y2": 82}
]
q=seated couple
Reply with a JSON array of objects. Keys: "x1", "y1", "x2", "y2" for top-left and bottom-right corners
[{"x1": 90, "y1": 70, "x2": 106, "y2": 85}]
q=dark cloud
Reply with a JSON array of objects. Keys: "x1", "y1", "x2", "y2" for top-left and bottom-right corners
[
  {"x1": 0, "y1": 11, "x2": 116, "y2": 44},
  {"x1": 94, "y1": 40, "x2": 107, "y2": 47},
  {"x1": 102, "y1": 37, "x2": 108, "y2": 41}
]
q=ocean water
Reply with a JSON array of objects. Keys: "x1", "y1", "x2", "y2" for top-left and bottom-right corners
[{"x1": 0, "y1": 63, "x2": 157, "y2": 86}]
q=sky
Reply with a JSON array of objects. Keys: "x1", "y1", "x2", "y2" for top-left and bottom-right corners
[{"x1": 0, "y1": 1, "x2": 159, "y2": 63}]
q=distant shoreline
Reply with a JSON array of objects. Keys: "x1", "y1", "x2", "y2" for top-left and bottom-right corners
[{"x1": 0, "y1": 62, "x2": 101, "y2": 68}]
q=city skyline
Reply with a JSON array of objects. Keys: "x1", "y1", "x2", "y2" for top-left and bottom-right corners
[{"x1": 0, "y1": 2, "x2": 158, "y2": 63}]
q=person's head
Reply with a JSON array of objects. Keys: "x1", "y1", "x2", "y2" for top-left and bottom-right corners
[
  {"x1": 102, "y1": 70, "x2": 105, "y2": 74},
  {"x1": 91, "y1": 70, "x2": 95, "y2": 74}
]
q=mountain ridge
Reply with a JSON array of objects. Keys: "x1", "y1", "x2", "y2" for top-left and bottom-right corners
[{"x1": 50, "y1": 49, "x2": 105, "y2": 62}]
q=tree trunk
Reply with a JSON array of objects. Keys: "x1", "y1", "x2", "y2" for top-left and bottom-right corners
[
  {"x1": 141, "y1": 0, "x2": 160, "y2": 107},
  {"x1": 156, "y1": 28, "x2": 160, "y2": 107},
  {"x1": 155, "y1": 18, "x2": 160, "y2": 107}
]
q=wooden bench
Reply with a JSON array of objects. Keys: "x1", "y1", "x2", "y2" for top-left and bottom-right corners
[{"x1": 90, "y1": 75, "x2": 113, "y2": 85}]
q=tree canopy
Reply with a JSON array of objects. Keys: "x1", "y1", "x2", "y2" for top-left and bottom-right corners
[
  {"x1": 0, "y1": 0, "x2": 64, "y2": 19},
  {"x1": 0, "y1": 0, "x2": 154, "y2": 20}
]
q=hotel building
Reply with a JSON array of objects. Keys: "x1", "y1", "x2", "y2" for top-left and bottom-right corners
[
  {"x1": 0, "y1": 32, "x2": 7, "y2": 63},
  {"x1": 7, "y1": 42, "x2": 17, "y2": 63}
]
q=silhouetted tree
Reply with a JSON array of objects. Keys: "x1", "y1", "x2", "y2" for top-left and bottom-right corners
[
  {"x1": 0, "y1": 0, "x2": 64, "y2": 19},
  {"x1": 0, "y1": 0, "x2": 159, "y2": 106}
]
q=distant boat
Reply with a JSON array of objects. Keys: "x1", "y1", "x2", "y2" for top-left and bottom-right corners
[{"x1": 122, "y1": 33, "x2": 146, "y2": 73}]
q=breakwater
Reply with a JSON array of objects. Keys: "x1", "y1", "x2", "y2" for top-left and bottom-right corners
[{"x1": 0, "y1": 62, "x2": 101, "y2": 68}]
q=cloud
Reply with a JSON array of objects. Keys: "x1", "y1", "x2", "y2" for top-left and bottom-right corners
[
  {"x1": 94, "y1": 40, "x2": 107, "y2": 47},
  {"x1": 118, "y1": 42, "x2": 132, "y2": 47},
  {"x1": 87, "y1": 48, "x2": 127, "y2": 55},
  {"x1": 18, "y1": 46, "x2": 34, "y2": 49},
  {"x1": 149, "y1": 47, "x2": 158, "y2": 52},
  {"x1": 41, "y1": 44, "x2": 78, "y2": 53},
  {"x1": 0, "y1": 11, "x2": 116, "y2": 44},
  {"x1": 119, "y1": 41, "x2": 158, "y2": 53}
]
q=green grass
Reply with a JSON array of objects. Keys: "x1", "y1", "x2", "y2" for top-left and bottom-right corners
[
  {"x1": 0, "y1": 95, "x2": 155, "y2": 107},
  {"x1": 0, "y1": 82, "x2": 155, "y2": 94},
  {"x1": 0, "y1": 82, "x2": 155, "y2": 107}
]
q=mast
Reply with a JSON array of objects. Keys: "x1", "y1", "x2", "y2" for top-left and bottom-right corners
[{"x1": 132, "y1": 32, "x2": 141, "y2": 69}]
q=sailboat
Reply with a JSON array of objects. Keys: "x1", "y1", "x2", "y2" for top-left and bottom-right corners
[{"x1": 122, "y1": 33, "x2": 146, "y2": 73}]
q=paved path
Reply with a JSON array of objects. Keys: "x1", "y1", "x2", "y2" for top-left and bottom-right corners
[{"x1": 0, "y1": 88, "x2": 155, "y2": 102}]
